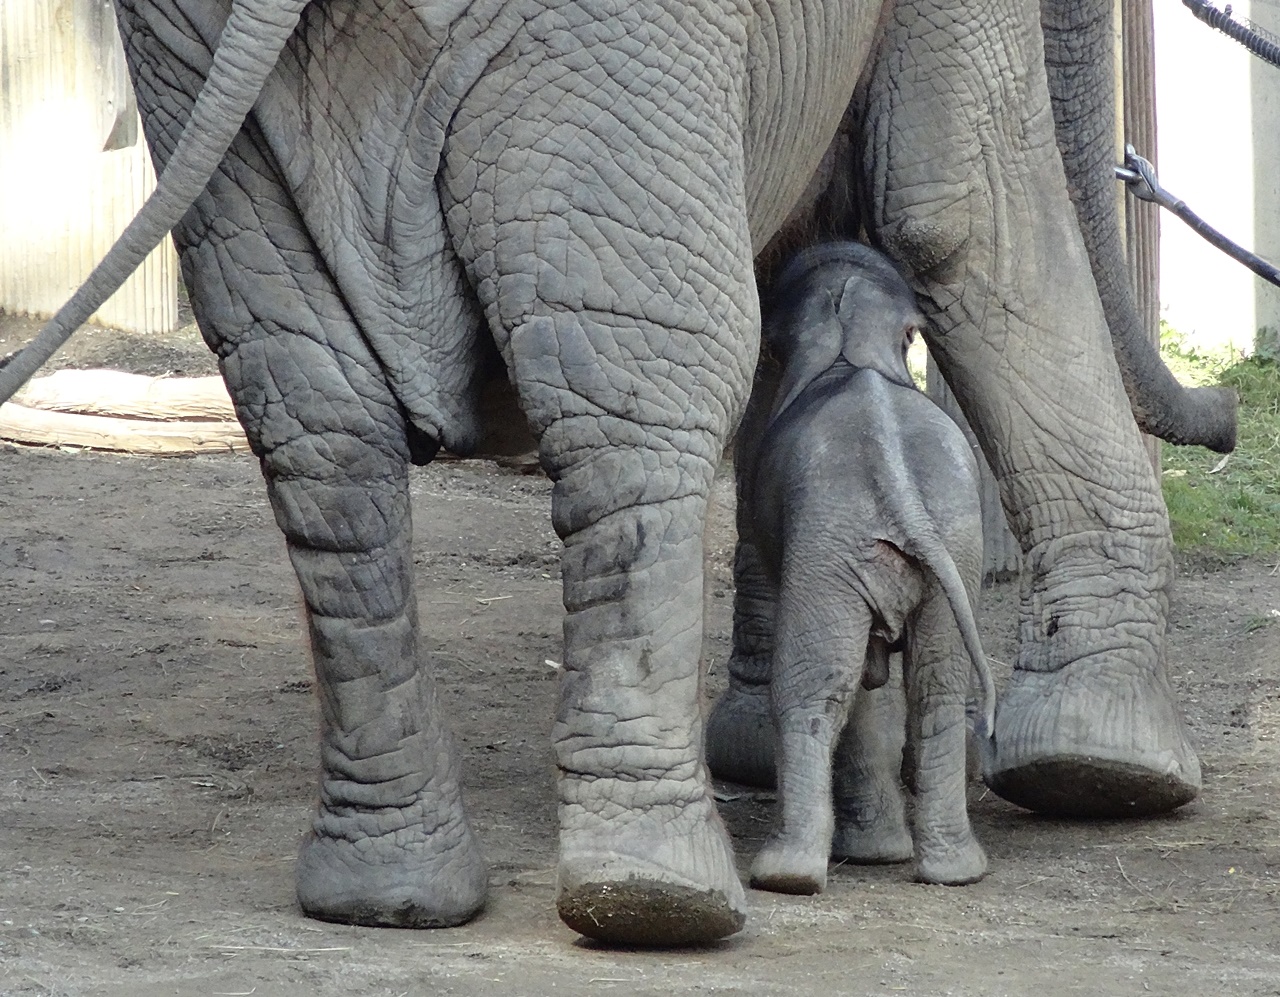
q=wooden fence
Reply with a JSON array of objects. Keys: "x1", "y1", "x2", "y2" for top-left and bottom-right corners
[{"x1": 0, "y1": 0, "x2": 176, "y2": 335}]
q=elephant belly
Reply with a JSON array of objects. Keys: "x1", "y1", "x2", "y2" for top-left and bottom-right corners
[{"x1": 740, "y1": 0, "x2": 887, "y2": 250}]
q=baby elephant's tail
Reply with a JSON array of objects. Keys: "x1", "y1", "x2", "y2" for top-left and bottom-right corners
[{"x1": 921, "y1": 539, "x2": 998, "y2": 781}]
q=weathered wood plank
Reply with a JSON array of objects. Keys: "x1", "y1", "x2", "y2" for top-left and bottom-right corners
[
  {"x1": 15, "y1": 369, "x2": 235, "y2": 421},
  {"x1": 0, "y1": 402, "x2": 248, "y2": 454},
  {"x1": 1121, "y1": 0, "x2": 1163, "y2": 476}
]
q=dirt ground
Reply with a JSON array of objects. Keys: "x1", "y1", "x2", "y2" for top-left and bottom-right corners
[{"x1": 4, "y1": 314, "x2": 1280, "y2": 996}]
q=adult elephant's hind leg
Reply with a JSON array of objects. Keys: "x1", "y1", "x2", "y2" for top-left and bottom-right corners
[
  {"x1": 275, "y1": 424, "x2": 489, "y2": 926},
  {"x1": 523, "y1": 310, "x2": 751, "y2": 942},
  {"x1": 549, "y1": 433, "x2": 747, "y2": 943},
  {"x1": 174, "y1": 146, "x2": 487, "y2": 927},
  {"x1": 443, "y1": 8, "x2": 756, "y2": 946},
  {"x1": 249, "y1": 352, "x2": 487, "y2": 926},
  {"x1": 501, "y1": 308, "x2": 750, "y2": 942}
]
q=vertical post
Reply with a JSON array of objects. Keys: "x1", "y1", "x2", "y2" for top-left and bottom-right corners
[
  {"x1": 1114, "y1": 0, "x2": 1128, "y2": 260},
  {"x1": 1121, "y1": 0, "x2": 1163, "y2": 476},
  {"x1": 925, "y1": 355, "x2": 1020, "y2": 585},
  {"x1": 1251, "y1": 1, "x2": 1280, "y2": 347}
]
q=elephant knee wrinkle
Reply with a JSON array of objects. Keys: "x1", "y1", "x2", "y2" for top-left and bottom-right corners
[{"x1": 879, "y1": 213, "x2": 972, "y2": 286}]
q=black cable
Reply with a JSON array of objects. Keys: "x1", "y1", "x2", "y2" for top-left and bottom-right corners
[
  {"x1": 1183, "y1": 0, "x2": 1280, "y2": 69},
  {"x1": 1117, "y1": 146, "x2": 1280, "y2": 288},
  {"x1": 1170, "y1": 201, "x2": 1280, "y2": 287}
]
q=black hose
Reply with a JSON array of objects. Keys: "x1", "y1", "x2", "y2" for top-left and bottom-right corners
[
  {"x1": 1183, "y1": 0, "x2": 1280, "y2": 70},
  {"x1": 1117, "y1": 146, "x2": 1280, "y2": 290},
  {"x1": 1169, "y1": 199, "x2": 1280, "y2": 287}
]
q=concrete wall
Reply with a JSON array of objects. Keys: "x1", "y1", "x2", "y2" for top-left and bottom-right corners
[{"x1": 1154, "y1": 1, "x2": 1280, "y2": 355}]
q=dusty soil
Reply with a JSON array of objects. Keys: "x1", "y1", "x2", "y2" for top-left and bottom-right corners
[{"x1": 4, "y1": 313, "x2": 1280, "y2": 996}]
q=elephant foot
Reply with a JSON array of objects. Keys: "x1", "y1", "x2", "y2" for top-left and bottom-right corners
[
  {"x1": 750, "y1": 832, "x2": 830, "y2": 895},
  {"x1": 295, "y1": 801, "x2": 488, "y2": 928},
  {"x1": 831, "y1": 816, "x2": 913, "y2": 865},
  {"x1": 832, "y1": 762, "x2": 912, "y2": 865},
  {"x1": 705, "y1": 683, "x2": 776, "y2": 788},
  {"x1": 558, "y1": 877, "x2": 744, "y2": 947},
  {"x1": 916, "y1": 835, "x2": 987, "y2": 886},
  {"x1": 557, "y1": 794, "x2": 747, "y2": 946},
  {"x1": 987, "y1": 664, "x2": 1200, "y2": 817}
]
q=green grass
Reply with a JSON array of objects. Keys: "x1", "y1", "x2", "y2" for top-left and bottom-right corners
[{"x1": 1159, "y1": 323, "x2": 1280, "y2": 559}]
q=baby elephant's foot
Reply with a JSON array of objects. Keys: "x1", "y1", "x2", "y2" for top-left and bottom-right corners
[
  {"x1": 916, "y1": 835, "x2": 988, "y2": 886},
  {"x1": 831, "y1": 815, "x2": 913, "y2": 865},
  {"x1": 751, "y1": 832, "x2": 830, "y2": 895}
]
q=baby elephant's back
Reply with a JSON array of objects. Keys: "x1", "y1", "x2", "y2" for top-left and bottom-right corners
[
  {"x1": 886, "y1": 382, "x2": 985, "y2": 545},
  {"x1": 756, "y1": 366, "x2": 983, "y2": 555}
]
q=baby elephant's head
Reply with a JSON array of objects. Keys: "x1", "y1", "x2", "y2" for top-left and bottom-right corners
[{"x1": 763, "y1": 242, "x2": 924, "y2": 416}]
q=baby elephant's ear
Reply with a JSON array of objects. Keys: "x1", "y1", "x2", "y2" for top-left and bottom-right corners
[
  {"x1": 837, "y1": 274, "x2": 915, "y2": 386},
  {"x1": 768, "y1": 289, "x2": 845, "y2": 422}
]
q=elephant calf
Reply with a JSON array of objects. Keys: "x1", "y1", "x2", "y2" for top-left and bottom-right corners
[{"x1": 737, "y1": 242, "x2": 995, "y2": 895}]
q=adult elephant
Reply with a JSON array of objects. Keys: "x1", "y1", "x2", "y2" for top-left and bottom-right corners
[
  {"x1": 710, "y1": 0, "x2": 1233, "y2": 817},
  {"x1": 0, "y1": 0, "x2": 1225, "y2": 946}
]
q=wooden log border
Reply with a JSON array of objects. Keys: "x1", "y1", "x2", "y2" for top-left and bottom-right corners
[{"x1": 0, "y1": 369, "x2": 249, "y2": 455}]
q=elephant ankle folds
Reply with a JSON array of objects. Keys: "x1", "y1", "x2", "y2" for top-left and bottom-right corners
[
  {"x1": 557, "y1": 759, "x2": 705, "y2": 803},
  {"x1": 1016, "y1": 531, "x2": 1172, "y2": 668},
  {"x1": 317, "y1": 753, "x2": 442, "y2": 809},
  {"x1": 312, "y1": 793, "x2": 464, "y2": 842}
]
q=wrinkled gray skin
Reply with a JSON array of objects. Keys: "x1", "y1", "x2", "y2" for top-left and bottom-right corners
[
  {"x1": 1042, "y1": 0, "x2": 1236, "y2": 454},
  {"x1": 739, "y1": 243, "x2": 992, "y2": 896},
  {"x1": 0, "y1": 0, "x2": 1207, "y2": 947},
  {"x1": 707, "y1": 3, "x2": 1205, "y2": 827}
]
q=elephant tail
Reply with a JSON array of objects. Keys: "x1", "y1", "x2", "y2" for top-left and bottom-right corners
[
  {"x1": 0, "y1": 1, "x2": 308, "y2": 405},
  {"x1": 868, "y1": 381, "x2": 997, "y2": 768},
  {"x1": 1040, "y1": 0, "x2": 1237, "y2": 453},
  {"x1": 913, "y1": 528, "x2": 998, "y2": 779}
]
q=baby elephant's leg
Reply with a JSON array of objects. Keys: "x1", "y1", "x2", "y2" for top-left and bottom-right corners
[
  {"x1": 906, "y1": 585, "x2": 987, "y2": 885},
  {"x1": 751, "y1": 564, "x2": 873, "y2": 895},
  {"x1": 831, "y1": 649, "x2": 912, "y2": 864}
]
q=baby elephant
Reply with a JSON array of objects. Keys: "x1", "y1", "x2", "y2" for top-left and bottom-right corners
[{"x1": 738, "y1": 241, "x2": 995, "y2": 895}]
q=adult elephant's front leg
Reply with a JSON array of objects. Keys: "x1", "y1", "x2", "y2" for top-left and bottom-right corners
[
  {"x1": 862, "y1": 0, "x2": 1198, "y2": 817},
  {"x1": 443, "y1": 14, "x2": 755, "y2": 944}
]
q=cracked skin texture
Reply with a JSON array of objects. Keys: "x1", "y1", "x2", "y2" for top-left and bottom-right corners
[
  {"x1": 712, "y1": 0, "x2": 1199, "y2": 826},
  {"x1": 38, "y1": 0, "x2": 1203, "y2": 948}
]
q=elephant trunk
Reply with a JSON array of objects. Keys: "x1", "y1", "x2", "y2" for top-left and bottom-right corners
[
  {"x1": 0, "y1": 0, "x2": 308, "y2": 404},
  {"x1": 1039, "y1": 0, "x2": 1237, "y2": 453}
]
